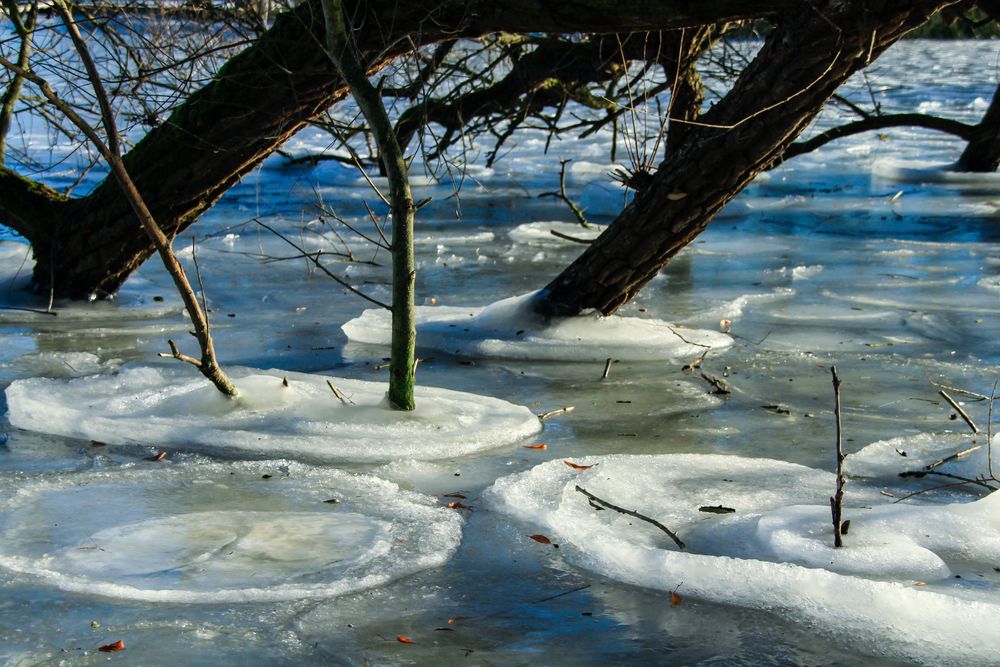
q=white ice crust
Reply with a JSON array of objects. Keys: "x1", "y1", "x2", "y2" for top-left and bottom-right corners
[
  {"x1": 485, "y1": 454, "x2": 1000, "y2": 665},
  {"x1": 342, "y1": 291, "x2": 732, "y2": 361},
  {"x1": 4, "y1": 365, "x2": 541, "y2": 462},
  {"x1": 0, "y1": 461, "x2": 463, "y2": 602}
]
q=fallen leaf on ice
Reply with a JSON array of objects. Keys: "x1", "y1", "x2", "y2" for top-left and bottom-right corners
[
  {"x1": 529, "y1": 534, "x2": 552, "y2": 545},
  {"x1": 98, "y1": 640, "x2": 125, "y2": 652},
  {"x1": 446, "y1": 501, "x2": 473, "y2": 511},
  {"x1": 523, "y1": 443, "x2": 547, "y2": 450},
  {"x1": 670, "y1": 591, "x2": 683, "y2": 606},
  {"x1": 564, "y1": 460, "x2": 596, "y2": 470},
  {"x1": 396, "y1": 635, "x2": 415, "y2": 644}
]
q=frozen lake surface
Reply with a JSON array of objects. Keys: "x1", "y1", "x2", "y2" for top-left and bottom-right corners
[{"x1": 1, "y1": 39, "x2": 1000, "y2": 665}]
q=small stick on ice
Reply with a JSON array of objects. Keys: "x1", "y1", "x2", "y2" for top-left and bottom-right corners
[
  {"x1": 830, "y1": 366, "x2": 846, "y2": 548},
  {"x1": 538, "y1": 406, "x2": 574, "y2": 420},
  {"x1": 700, "y1": 372, "x2": 731, "y2": 395},
  {"x1": 988, "y1": 379, "x2": 997, "y2": 481},
  {"x1": 601, "y1": 358, "x2": 613, "y2": 381},
  {"x1": 326, "y1": 379, "x2": 354, "y2": 405},
  {"x1": 914, "y1": 444, "x2": 981, "y2": 474},
  {"x1": 575, "y1": 485, "x2": 685, "y2": 550},
  {"x1": 939, "y1": 389, "x2": 979, "y2": 434},
  {"x1": 549, "y1": 229, "x2": 594, "y2": 245},
  {"x1": 682, "y1": 349, "x2": 709, "y2": 372}
]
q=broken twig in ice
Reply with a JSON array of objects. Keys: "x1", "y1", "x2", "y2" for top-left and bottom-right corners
[
  {"x1": 909, "y1": 444, "x2": 982, "y2": 475},
  {"x1": 939, "y1": 389, "x2": 979, "y2": 434},
  {"x1": 698, "y1": 505, "x2": 736, "y2": 514},
  {"x1": 549, "y1": 229, "x2": 594, "y2": 245},
  {"x1": 700, "y1": 372, "x2": 731, "y2": 395},
  {"x1": 326, "y1": 379, "x2": 354, "y2": 405},
  {"x1": 601, "y1": 358, "x2": 613, "y2": 380},
  {"x1": 538, "y1": 406, "x2": 574, "y2": 421},
  {"x1": 830, "y1": 366, "x2": 847, "y2": 548},
  {"x1": 575, "y1": 484, "x2": 685, "y2": 550}
]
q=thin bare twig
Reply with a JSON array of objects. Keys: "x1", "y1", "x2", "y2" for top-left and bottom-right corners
[
  {"x1": 538, "y1": 406, "x2": 574, "y2": 420},
  {"x1": 988, "y1": 380, "x2": 997, "y2": 481},
  {"x1": 539, "y1": 159, "x2": 590, "y2": 228},
  {"x1": 700, "y1": 372, "x2": 730, "y2": 395},
  {"x1": 254, "y1": 218, "x2": 390, "y2": 310},
  {"x1": 575, "y1": 484, "x2": 685, "y2": 550},
  {"x1": 939, "y1": 389, "x2": 979, "y2": 434},
  {"x1": 830, "y1": 366, "x2": 846, "y2": 548},
  {"x1": 548, "y1": 229, "x2": 594, "y2": 245},
  {"x1": 326, "y1": 379, "x2": 354, "y2": 405}
]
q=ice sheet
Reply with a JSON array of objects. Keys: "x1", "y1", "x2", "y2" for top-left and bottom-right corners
[
  {"x1": 5, "y1": 365, "x2": 541, "y2": 462},
  {"x1": 485, "y1": 454, "x2": 1000, "y2": 665},
  {"x1": 342, "y1": 290, "x2": 732, "y2": 361},
  {"x1": 0, "y1": 461, "x2": 463, "y2": 602}
]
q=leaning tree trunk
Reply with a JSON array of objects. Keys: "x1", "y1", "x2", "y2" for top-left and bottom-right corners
[
  {"x1": 956, "y1": 81, "x2": 1000, "y2": 172},
  {"x1": 0, "y1": 0, "x2": 785, "y2": 300},
  {"x1": 538, "y1": 0, "x2": 955, "y2": 316}
]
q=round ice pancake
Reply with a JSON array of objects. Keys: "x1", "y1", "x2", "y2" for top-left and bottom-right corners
[
  {"x1": 0, "y1": 462, "x2": 463, "y2": 602},
  {"x1": 5, "y1": 365, "x2": 541, "y2": 462}
]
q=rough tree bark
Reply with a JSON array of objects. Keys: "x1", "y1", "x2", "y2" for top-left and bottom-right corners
[
  {"x1": 957, "y1": 81, "x2": 1000, "y2": 171},
  {"x1": 0, "y1": 0, "x2": 788, "y2": 299},
  {"x1": 537, "y1": 0, "x2": 957, "y2": 316}
]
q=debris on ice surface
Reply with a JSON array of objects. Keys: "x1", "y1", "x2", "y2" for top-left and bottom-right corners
[
  {"x1": 0, "y1": 461, "x2": 463, "y2": 602},
  {"x1": 4, "y1": 366, "x2": 541, "y2": 462},
  {"x1": 342, "y1": 290, "x2": 732, "y2": 361},
  {"x1": 485, "y1": 454, "x2": 1000, "y2": 665}
]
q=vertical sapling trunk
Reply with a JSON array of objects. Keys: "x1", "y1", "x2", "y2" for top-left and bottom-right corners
[{"x1": 321, "y1": 0, "x2": 416, "y2": 410}]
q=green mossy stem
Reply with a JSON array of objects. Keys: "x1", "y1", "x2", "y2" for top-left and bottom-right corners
[{"x1": 322, "y1": 0, "x2": 416, "y2": 410}]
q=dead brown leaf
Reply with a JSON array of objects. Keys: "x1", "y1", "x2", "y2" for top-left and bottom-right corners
[
  {"x1": 396, "y1": 635, "x2": 415, "y2": 644},
  {"x1": 523, "y1": 443, "x2": 547, "y2": 450},
  {"x1": 564, "y1": 460, "x2": 596, "y2": 471},
  {"x1": 98, "y1": 640, "x2": 125, "y2": 653},
  {"x1": 529, "y1": 534, "x2": 552, "y2": 545}
]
